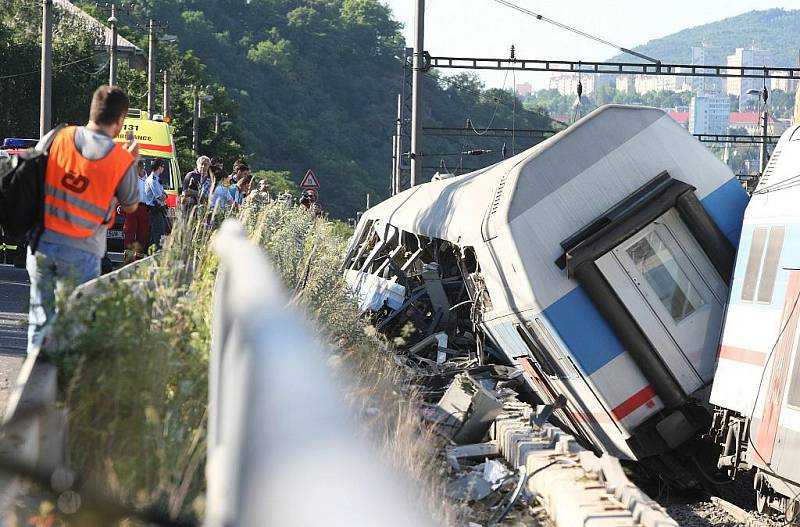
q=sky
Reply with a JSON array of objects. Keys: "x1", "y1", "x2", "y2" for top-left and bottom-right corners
[{"x1": 382, "y1": 0, "x2": 800, "y2": 90}]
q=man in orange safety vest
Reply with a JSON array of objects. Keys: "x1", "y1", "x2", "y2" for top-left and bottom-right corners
[{"x1": 27, "y1": 85, "x2": 141, "y2": 353}]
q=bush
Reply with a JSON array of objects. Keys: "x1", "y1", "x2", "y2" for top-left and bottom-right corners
[{"x1": 46, "y1": 201, "x2": 465, "y2": 525}]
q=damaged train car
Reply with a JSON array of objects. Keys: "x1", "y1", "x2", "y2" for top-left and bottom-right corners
[
  {"x1": 709, "y1": 122, "x2": 800, "y2": 517},
  {"x1": 343, "y1": 105, "x2": 749, "y2": 476}
]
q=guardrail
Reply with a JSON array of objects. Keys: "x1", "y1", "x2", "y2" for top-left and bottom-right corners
[
  {"x1": 0, "y1": 256, "x2": 156, "y2": 515},
  {"x1": 205, "y1": 220, "x2": 434, "y2": 527}
]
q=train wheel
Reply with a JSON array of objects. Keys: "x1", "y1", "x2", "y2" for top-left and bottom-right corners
[
  {"x1": 756, "y1": 489, "x2": 777, "y2": 515},
  {"x1": 787, "y1": 499, "x2": 800, "y2": 525}
]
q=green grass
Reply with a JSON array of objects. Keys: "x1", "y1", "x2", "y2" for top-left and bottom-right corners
[{"x1": 44, "y1": 202, "x2": 465, "y2": 525}]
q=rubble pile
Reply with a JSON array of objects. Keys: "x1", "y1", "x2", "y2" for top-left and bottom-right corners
[{"x1": 348, "y1": 227, "x2": 680, "y2": 525}]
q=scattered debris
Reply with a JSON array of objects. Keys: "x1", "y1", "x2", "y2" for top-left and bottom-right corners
[{"x1": 446, "y1": 442, "x2": 500, "y2": 471}]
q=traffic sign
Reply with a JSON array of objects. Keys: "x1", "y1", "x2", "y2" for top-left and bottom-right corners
[{"x1": 300, "y1": 170, "x2": 320, "y2": 189}]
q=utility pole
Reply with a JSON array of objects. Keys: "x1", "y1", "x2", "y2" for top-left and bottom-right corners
[
  {"x1": 162, "y1": 69, "x2": 171, "y2": 116},
  {"x1": 147, "y1": 19, "x2": 157, "y2": 116},
  {"x1": 410, "y1": 0, "x2": 424, "y2": 187},
  {"x1": 760, "y1": 89, "x2": 769, "y2": 172},
  {"x1": 108, "y1": 4, "x2": 118, "y2": 85},
  {"x1": 391, "y1": 133, "x2": 397, "y2": 195},
  {"x1": 39, "y1": 0, "x2": 53, "y2": 137},
  {"x1": 394, "y1": 93, "x2": 403, "y2": 195},
  {"x1": 142, "y1": 18, "x2": 167, "y2": 116},
  {"x1": 192, "y1": 85, "x2": 199, "y2": 155}
]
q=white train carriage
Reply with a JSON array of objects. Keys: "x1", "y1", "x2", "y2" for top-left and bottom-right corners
[
  {"x1": 345, "y1": 105, "x2": 748, "y2": 466},
  {"x1": 710, "y1": 122, "x2": 800, "y2": 517}
]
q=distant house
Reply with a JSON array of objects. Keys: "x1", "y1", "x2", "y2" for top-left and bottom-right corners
[
  {"x1": 667, "y1": 111, "x2": 689, "y2": 129},
  {"x1": 515, "y1": 82, "x2": 532, "y2": 97},
  {"x1": 54, "y1": 0, "x2": 145, "y2": 70},
  {"x1": 729, "y1": 112, "x2": 787, "y2": 135}
]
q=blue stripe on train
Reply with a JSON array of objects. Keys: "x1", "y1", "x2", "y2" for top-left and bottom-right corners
[
  {"x1": 543, "y1": 286, "x2": 624, "y2": 376},
  {"x1": 542, "y1": 178, "x2": 747, "y2": 376},
  {"x1": 700, "y1": 178, "x2": 749, "y2": 246}
]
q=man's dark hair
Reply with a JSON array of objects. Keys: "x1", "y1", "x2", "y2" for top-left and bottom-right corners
[
  {"x1": 89, "y1": 85, "x2": 129, "y2": 126},
  {"x1": 151, "y1": 158, "x2": 166, "y2": 171},
  {"x1": 235, "y1": 162, "x2": 249, "y2": 173}
]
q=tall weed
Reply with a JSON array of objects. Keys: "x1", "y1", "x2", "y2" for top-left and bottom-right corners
[{"x1": 48, "y1": 202, "x2": 465, "y2": 524}]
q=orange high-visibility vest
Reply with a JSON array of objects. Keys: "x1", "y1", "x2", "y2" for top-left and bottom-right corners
[{"x1": 43, "y1": 126, "x2": 135, "y2": 238}]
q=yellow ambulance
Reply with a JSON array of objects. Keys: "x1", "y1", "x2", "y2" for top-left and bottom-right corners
[{"x1": 107, "y1": 109, "x2": 182, "y2": 260}]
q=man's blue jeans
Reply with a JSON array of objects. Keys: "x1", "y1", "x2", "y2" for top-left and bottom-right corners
[{"x1": 27, "y1": 240, "x2": 100, "y2": 353}]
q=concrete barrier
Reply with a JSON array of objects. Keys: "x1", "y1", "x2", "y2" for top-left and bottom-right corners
[{"x1": 491, "y1": 400, "x2": 678, "y2": 527}]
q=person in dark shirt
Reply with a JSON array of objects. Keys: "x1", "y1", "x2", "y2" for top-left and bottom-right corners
[{"x1": 181, "y1": 155, "x2": 211, "y2": 208}]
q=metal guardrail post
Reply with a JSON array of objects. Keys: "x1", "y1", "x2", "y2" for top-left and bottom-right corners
[{"x1": 205, "y1": 220, "x2": 434, "y2": 527}]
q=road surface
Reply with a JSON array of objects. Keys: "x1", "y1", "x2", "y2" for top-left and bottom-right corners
[{"x1": 0, "y1": 264, "x2": 28, "y2": 413}]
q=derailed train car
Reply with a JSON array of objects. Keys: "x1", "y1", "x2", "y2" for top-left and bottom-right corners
[
  {"x1": 344, "y1": 105, "x2": 748, "y2": 476},
  {"x1": 709, "y1": 122, "x2": 800, "y2": 518}
]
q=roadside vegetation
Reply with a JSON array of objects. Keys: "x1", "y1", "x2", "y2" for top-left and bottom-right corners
[{"x1": 44, "y1": 202, "x2": 464, "y2": 525}]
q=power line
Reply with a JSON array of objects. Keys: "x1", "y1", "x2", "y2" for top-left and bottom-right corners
[
  {"x1": 491, "y1": 0, "x2": 660, "y2": 64},
  {"x1": 469, "y1": 70, "x2": 509, "y2": 135},
  {"x1": 0, "y1": 53, "x2": 97, "y2": 80}
]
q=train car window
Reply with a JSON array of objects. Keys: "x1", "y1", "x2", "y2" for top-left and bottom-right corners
[
  {"x1": 757, "y1": 226, "x2": 786, "y2": 304},
  {"x1": 742, "y1": 227, "x2": 768, "y2": 302},
  {"x1": 787, "y1": 332, "x2": 800, "y2": 408},
  {"x1": 515, "y1": 324, "x2": 559, "y2": 378},
  {"x1": 626, "y1": 231, "x2": 705, "y2": 322}
]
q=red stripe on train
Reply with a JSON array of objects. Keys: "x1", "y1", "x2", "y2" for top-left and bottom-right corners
[
  {"x1": 755, "y1": 271, "x2": 800, "y2": 465},
  {"x1": 719, "y1": 345, "x2": 766, "y2": 366},
  {"x1": 611, "y1": 385, "x2": 657, "y2": 420}
]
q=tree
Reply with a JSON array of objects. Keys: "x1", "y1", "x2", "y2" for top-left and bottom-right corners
[{"x1": 0, "y1": 2, "x2": 100, "y2": 138}]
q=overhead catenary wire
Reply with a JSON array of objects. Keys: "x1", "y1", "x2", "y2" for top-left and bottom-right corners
[
  {"x1": 0, "y1": 53, "x2": 98, "y2": 80},
  {"x1": 445, "y1": 75, "x2": 567, "y2": 129},
  {"x1": 469, "y1": 70, "x2": 510, "y2": 136},
  {"x1": 491, "y1": 0, "x2": 660, "y2": 64}
]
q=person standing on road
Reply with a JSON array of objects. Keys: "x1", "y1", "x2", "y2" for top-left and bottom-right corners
[
  {"x1": 122, "y1": 159, "x2": 150, "y2": 262},
  {"x1": 181, "y1": 155, "x2": 210, "y2": 209},
  {"x1": 28, "y1": 85, "x2": 140, "y2": 353},
  {"x1": 145, "y1": 158, "x2": 168, "y2": 250}
]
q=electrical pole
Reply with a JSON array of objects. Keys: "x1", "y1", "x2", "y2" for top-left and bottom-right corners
[
  {"x1": 147, "y1": 19, "x2": 157, "y2": 116},
  {"x1": 39, "y1": 0, "x2": 53, "y2": 137},
  {"x1": 108, "y1": 4, "x2": 118, "y2": 85},
  {"x1": 391, "y1": 133, "x2": 397, "y2": 195},
  {"x1": 192, "y1": 85, "x2": 199, "y2": 155},
  {"x1": 760, "y1": 85, "x2": 769, "y2": 172},
  {"x1": 162, "y1": 69, "x2": 171, "y2": 116},
  {"x1": 410, "y1": 0, "x2": 424, "y2": 187},
  {"x1": 394, "y1": 93, "x2": 403, "y2": 195}
]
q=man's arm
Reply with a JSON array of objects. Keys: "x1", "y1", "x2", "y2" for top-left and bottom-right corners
[
  {"x1": 115, "y1": 164, "x2": 141, "y2": 214},
  {"x1": 183, "y1": 172, "x2": 199, "y2": 198}
]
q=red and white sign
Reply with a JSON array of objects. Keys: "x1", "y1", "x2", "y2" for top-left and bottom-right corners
[{"x1": 300, "y1": 170, "x2": 320, "y2": 189}]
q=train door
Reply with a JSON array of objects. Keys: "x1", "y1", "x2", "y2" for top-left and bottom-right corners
[{"x1": 595, "y1": 209, "x2": 727, "y2": 392}]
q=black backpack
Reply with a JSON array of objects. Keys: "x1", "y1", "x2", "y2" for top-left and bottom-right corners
[{"x1": 0, "y1": 124, "x2": 64, "y2": 247}]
